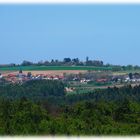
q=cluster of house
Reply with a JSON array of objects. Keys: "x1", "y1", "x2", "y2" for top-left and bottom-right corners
[
  {"x1": 0, "y1": 71, "x2": 64, "y2": 84},
  {"x1": 1, "y1": 71, "x2": 140, "y2": 85},
  {"x1": 80, "y1": 78, "x2": 108, "y2": 84},
  {"x1": 71, "y1": 77, "x2": 108, "y2": 84},
  {"x1": 111, "y1": 73, "x2": 140, "y2": 83},
  {"x1": 72, "y1": 73, "x2": 140, "y2": 84}
]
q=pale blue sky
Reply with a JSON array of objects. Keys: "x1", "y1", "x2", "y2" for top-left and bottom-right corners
[{"x1": 0, "y1": 4, "x2": 140, "y2": 65}]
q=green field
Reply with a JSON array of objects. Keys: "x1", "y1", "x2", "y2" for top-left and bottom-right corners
[
  {"x1": 0, "y1": 65, "x2": 113, "y2": 71},
  {"x1": 113, "y1": 70, "x2": 140, "y2": 75}
]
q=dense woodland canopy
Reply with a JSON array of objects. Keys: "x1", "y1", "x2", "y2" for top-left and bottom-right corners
[{"x1": 0, "y1": 80, "x2": 140, "y2": 135}]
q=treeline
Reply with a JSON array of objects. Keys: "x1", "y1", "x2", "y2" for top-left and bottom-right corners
[
  {"x1": 65, "y1": 85, "x2": 140, "y2": 105},
  {"x1": 0, "y1": 80, "x2": 65, "y2": 102},
  {"x1": 20, "y1": 57, "x2": 104, "y2": 67},
  {"x1": 0, "y1": 57, "x2": 104, "y2": 67},
  {"x1": 1, "y1": 80, "x2": 140, "y2": 105},
  {"x1": 1, "y1": 57, "x2": 140, "y2": 71}
]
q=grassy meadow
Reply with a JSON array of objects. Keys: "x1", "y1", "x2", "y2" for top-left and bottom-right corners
[{"x1": 0, "y1": 65, "x2": 113, "y2": 71}]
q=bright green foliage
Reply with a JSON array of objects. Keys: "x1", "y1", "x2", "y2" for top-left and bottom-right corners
[
  {"x1": 0, "y1": 98, "x2": 140, "y2": 135},
  {"x1": 0, "y1": 66, "x2": 112, "y2": 71}
]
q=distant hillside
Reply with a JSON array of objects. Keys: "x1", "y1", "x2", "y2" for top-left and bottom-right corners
[{"x1": 0, "y1": 65, "x2": 112, "y2": 71}]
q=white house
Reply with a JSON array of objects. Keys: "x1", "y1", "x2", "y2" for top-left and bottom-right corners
[{"x1": 0, "y1": 74, "x2": 3, "y2": 79}]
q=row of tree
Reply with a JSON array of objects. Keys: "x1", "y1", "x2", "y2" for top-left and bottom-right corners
[
  {"x1": 1, "y1": 79, "x2": 140, "y2": 105},
  {"x1": 1, "y1": 57, "x2": 140, "y2": 71},
  {"x1": 21, "y1": 57, "x2": 104, "y2": 67}
]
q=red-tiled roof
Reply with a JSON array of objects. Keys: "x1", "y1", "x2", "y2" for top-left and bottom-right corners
[{"x1": 96, "y1": 79, "x2": 107, "y2": 82}]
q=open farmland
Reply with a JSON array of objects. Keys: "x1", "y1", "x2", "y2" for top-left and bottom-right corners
[
  {"x1": 0, "y1": 66, "x2": 113, "y2": 76},
  {"x1": 1, "y1": 70, "x2": 87, "y2": 76},
  {"x1": 113, "y1": 70, "x2": 140, "y2": 75},
  {"x1": 0, "y1": 65, "x2": 112, "y2": 71},
  {"x1": 1, "y1": 66, "x2": 140, "y2": 77}
]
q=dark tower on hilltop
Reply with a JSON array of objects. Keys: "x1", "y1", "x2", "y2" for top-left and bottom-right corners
[{"x1": 86, "y1": 56, "x2": 89, "y2": 62}]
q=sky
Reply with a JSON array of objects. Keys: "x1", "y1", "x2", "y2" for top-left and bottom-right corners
[{"x1": 0, "y1": 4, "x2": 140, "y2": 65}]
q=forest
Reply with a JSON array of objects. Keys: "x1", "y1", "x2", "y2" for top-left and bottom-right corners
[{"x1": 0, "y1": 80, "x2": 140, "y2": 135}]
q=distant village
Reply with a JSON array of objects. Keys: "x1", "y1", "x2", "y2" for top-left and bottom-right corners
[
  {"x1": 0, "y1": 70, "x2": 64, "y2": 84},
  {"x1": 0, "y1": 70, "x2": 140, "y2": 85}
]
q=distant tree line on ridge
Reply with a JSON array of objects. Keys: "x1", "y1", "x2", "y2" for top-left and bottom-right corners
[{"x1": 0, "y1": 57, "x2": 140, "y2": 71}]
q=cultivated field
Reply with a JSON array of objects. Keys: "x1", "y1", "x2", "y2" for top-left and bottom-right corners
[
  {"x1": 0, "y1": 66, "x2": 113, "y2": 76},
  {"x1": 1, "y1": 66, "x2": 140, "y2": 76},
  {"x1": 0, "y1": 66, "x2": 112, "y2": 71},
  {"x1": 1, "y1": 70, "x2": 87, "y2": 76}
]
